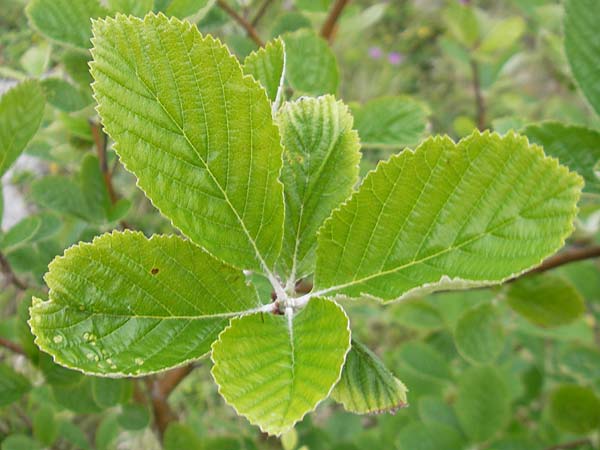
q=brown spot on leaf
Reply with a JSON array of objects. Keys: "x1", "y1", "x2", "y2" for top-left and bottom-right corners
[{"x1": 151, "y1": 268, "x2": 159, "y2": 275}]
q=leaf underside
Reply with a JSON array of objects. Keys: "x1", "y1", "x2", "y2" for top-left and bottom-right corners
[
  {"x1": 90, "y1": 13, "x2": 284, "y2": 272},
  {"x1": 314, "y1": 131, "x2": 582, "y2": 302},
  {"x1": 331, "y1": 339, "x2": 408, "y2": 415},
  {"x1": 30, "y1": 231, "x2": 259, "y2": 376},
  {"x1": 211, "y1": 298, "x2": 350, "y2": 436}
]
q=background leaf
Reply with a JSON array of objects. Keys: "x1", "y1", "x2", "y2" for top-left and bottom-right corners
[
  {"x1": 548, "y1": 384, "x2": 600, "y2": 434},
  {"x1": 454, "y1": 303, "x2": 504, "y2": 365}
]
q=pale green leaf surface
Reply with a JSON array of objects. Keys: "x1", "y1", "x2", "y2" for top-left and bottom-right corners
[
  {"x1": 30, "y1": 231, "x2": 260, "y2": 376},
  {"x1": 523, "y1": 122, "x2": 600, "y2": 194},
  {"x1": 331, "y1": 339, "x2": 407, "y2": 414},
  {"x1": 506, "y1": 274, "x2": 585, "y2": 328},
  {"x1": 283, "y1": 29, "x2": 339, "y2": 95},
  {"x1": 242, "y1": 38, "x2": 285, "y2": 106},
  {"x1": 565, "y1": 0, "x2": 600, "y2": 116},
  {"x1": 161, "y1": 0, "x2": 214, "y2": 19},
  {"x1": 277, "y1": 95, "x2": 360, "y2": 280},
  {"x1": 477, "y1": 17, "x2": 525, "y2": 55},
  {"x1": 397, "y1": 422, "x2": 464, "y2": 450},
  {"x1": 314, "y1": 131, "x2": 582, "y2": 302},
  {"x1": 454, "y1": 303, "x2": 504, "y2": 365},
  {"x1": 456, "y1": 366, "x2": 510, "y2": 442},
  {"x1": 211, "y1": 297, "x2": 350, "y2": 436},
  {"x1": 443, "y1": 3, "x2": 479, "y2": 48},
  {"x1": 26, "y1": 0, "x2": 108, "y2": 50},
  {"x1": 0, "y1": 80, "x2": 45, "y2": 176},
  {"x1": 90, "y1": 14, "x2": 284, "y2": 273},
  {"x1": 353, "y1": 96, "x2": 429, "y2": 149}
]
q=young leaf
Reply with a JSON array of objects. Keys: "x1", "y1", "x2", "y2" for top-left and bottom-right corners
[
  {"x1": 397, "y1": 422, "x2": 464, "y2": 450},
  {"x1": 353, "y1": 96, "x2": 429, "y2": 149},
  {"x1": 454, "y1": 303, "x2": 504, "y2": 365},
  {"x1": 40, "y1": 78, "x2": 92, "y2": 113},
  {"x1": 90, "y1": 14, "x2": 285, "y2": 274},
  {"x1": 331, "y1": 339, "x2": 408, "y2": 414},
  {"x1": 456, "y1": 366, "x2": 510, "y2": 442},
  {"x1": 565, "y1": 0, "x2": 600, "y2": 116},
  {"x1": 506, "y1": 274, "x2": 585, "y2": 328},
  {"x1": 107, "y1": 0, "x2": 153, "y2": 16},
  {"x1": 211, "y1": 297, "x2": 351, "y2": 436},
  {"x1": 277, "y1": 96, "x2": 360, "y2": 281},
  {"x1": 313, "y1": 131, "x2": 582, "y2": 302},
  {"x1": 283, "y1": 29, "x2": 339, "y2": 95},
  {"x1": 29, "y1": 231, "x2": 261, "y2": 376},
  {"x1": 0, "y1": 363, "x2": 31, "y2": 406},
  {"x1": 0, "y1": 80, "x2": 45, "y2": 176},
  {"x1": 548, "y1": 384, "x2": 600, "y2": 434},
  {"x1": 242, "y1": 38, "x2": 285, "y2": 107},
  {"x1": 26, "y1": 0, "x2": 108, "y2": 50},
  {"x1": 33, "y1": 405, "x2": 58, "y2": 446},
  {"x1": 523, "y1": 122, "x2": 600, "y2": 194}
]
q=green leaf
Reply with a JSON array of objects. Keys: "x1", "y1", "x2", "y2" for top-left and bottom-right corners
[
  {"x1": 30, "y1": 231, "x2": 260, "y2": 376},
  {"x1": 1, "y1": 216, "x2": 42, "y2": 252},
  {"x1": 31, "y1": 176, "x2": 91, "y2": 221},
  {"x1": 26, "y1": 0, "x2": 108, "y2": 50},
  {"x1": 313, "y1": 131, "x2": 582, "y2": 302},
  {"x1": 242, "y1": 38, "x2": 285, "y2": 106},
  {"x1": 477, "y1": 17, "x2": 525, "y2": 55},
  {"x1": 108, "y1": 0, "x2": 153, "y2": 16},
  {"x1": 456, "y1": 366, "x2": 510, "y2": 442},
  {"x1": 90, "y1": 14, "x2": 285, "y2": 274},
  {"x1": 443, "y1": 3, "x2": 480, "y2": 48},
  {"x1": 277, "y1": 95, "x2": 360, "y2": 280},
  {"x1": 95, "y1": 414, "x2": 119, "y2": 450},
  {"x1": 523, "y1": 122, "x2": 600, "y2": 194},
  {"x1": 117, "y1": 404, "x2": 150, "y2": 430},
  {"x1": 398, "y1": 342, "x2": 452, "y2": 382},
  {"x1": 79, "y1": 154, "x2": 111, "y2": 222},
  {"x1": 164, "y1": 423, "x2": 203, "y2": 450},
  {"x1": 211, "y1": 297, "x2": 350, "y2": 436},
  {"x1": 58, "y1": 421, "x2": 91, "y2": 450},
  {"x1": 0, "y1": 363, "x2": 31, "y2": 406},
  {"x1": 40, "y1": 78, "x2": 92, "y2": 112},
  {"x1": 397, "y1": 422, "x2": 464, "y2": 450},
  {"x1": 559, "y1": 344, "x2": 600, "y2": 383},
  {"x1": 454, "y1": 303, "x2": 504, "y2": 365},
  {"x1": 565, "y1": 0, "x2": 600, "y2": 116},
  {"x1": 0, "y1": 80, "x2": 45, "y2": 177},
  {"x1": 271, "y1": 12, "x2": 311, "y2": 38},
  {"x1": 158, "y1": 0, "x2": 215, "y2": 19},
  {"x1": 331, "y1": 339, "x2": 407, "y2": 414},
  {"x1": 283, "y1": 29, "x2": 339, "y2": 95},
  {"x1": 418, "y1": 396, "x2": 463, "y2": 434},
  {"x1": 33, "y1": 406, "x2": 58, "y2": 447},
  {"x1": 549, "y1": 384, "x2": 600, "y2": 434},
  {"x1": 1, "y1": 435, "x2": 42, "y2": 450},
  {"x1": 506, "y1": 274, "x2": 585, "y2": 328},
  {"x1": 353, "y1": 97, "x2": 429, "y2": 149},
  {"x1": 92, "y1": 377, "x2": 128, "y2": 408}
]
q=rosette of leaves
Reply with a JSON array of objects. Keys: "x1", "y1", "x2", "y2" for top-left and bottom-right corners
[{"x1": 29, "y1": 13, "x2": 583, "y2": 436}]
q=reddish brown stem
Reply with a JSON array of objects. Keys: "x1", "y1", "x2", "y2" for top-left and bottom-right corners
[
  {"x1": 320, "y1": 0, "x2": 351, "y2": 43},
  {"x1": 148, "y1": 364, "x2": 195, "y2": 439},
  {"x1": 525, "y1": 245, "x2": 600, "y2": 276},
  {"x1": 0, "y1": 337, "x2": 25, "y2": 355},
  {"x1": 251, "y1": 0, "x2": 273, "y2": 27},
  {"x1": 470, "y1": 59, "x2": 486, "y2": 130},
  {"x1": 0, "y1": 252, "x2": 28, "y2": 291},
  {"x1": 90, "y1": 122, "x2": 117, "y2": 204},
  {"x1": 217, "y1": 0, "x2": 265, "y2": 47}
]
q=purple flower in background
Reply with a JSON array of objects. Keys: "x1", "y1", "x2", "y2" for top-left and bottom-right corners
[
  {"x1": 368, "y1": 46, "x2": 383, "y2": 60},
  {"x1": 388, "y1": 52, "x2": 404, "y2": 65}
]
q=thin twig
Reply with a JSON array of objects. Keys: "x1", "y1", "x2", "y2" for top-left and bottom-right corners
[
  {"x1": 148, "y1": 364, "x2": 195, "y2": 439},
  {"x1": 217, "y1": 0, "x2": 265, "y2": 47},
  {"x1": 251, "y1": 0, "x2": 273, "y2": 27},
  {"x1": 0, "y1": 337, "x2": 25, "y2": 355},
  {"x1": 320, "y1": 0, "x2": 351, "y2": 43},
  {"x1": 545, "y1": 438, "x2": 592, "y2": 450},
  {"x1": 470, "y1": 58, "x2": 486, "y2": 130},
  {"x1": 89, "y1": 121, "x2": 117, "y2": 204},
  {"x1": 0, "y1": 252, "x2": 28, "y2": 290},
  {"x1": 525, "y1": 245, "x2": 600, "y2": 276}
]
